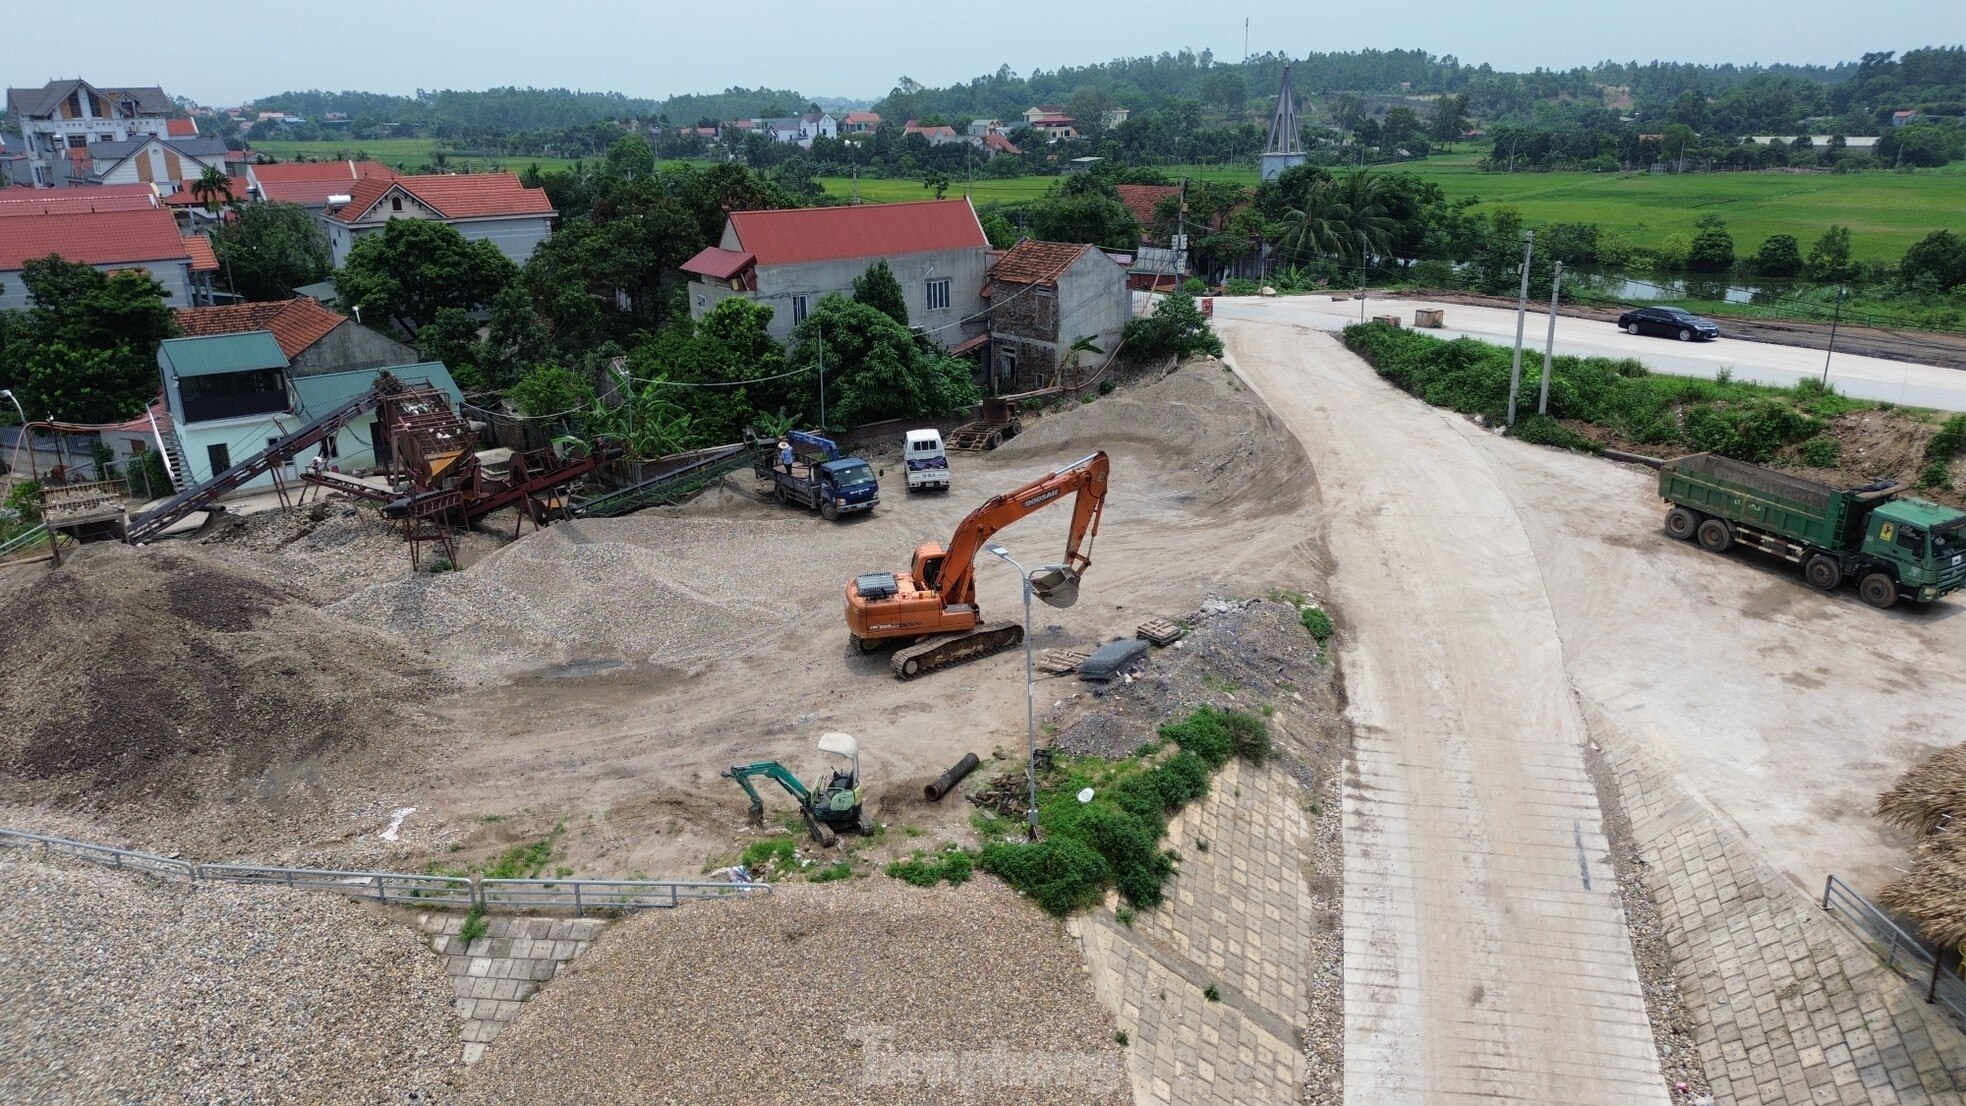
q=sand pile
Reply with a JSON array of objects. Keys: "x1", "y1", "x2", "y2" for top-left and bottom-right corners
[
  {"x1": 0, "y1": 543, "x2": 447, "y2": 854},
  {"x1": 457, "y1": 880, "x2": 1128, "y2": 1106}
]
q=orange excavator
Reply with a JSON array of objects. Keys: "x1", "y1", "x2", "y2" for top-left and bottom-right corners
[{"x1": 845, "y1": 451, "x2": 1110, "y2": 679}]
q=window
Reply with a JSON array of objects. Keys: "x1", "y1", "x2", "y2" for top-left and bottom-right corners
[
  {"x1": 997, "y1": 346, "x2": 1017, "y2": 385},
  {"x1": 390, "y1": 195, "x2": 403, "y2": 212},
  {"x1": 792, "y1": 294, "x2": 810, "y2": 324},
  {"x1": 1897, "y1": 527, "x2": 1926, "y2": 556},
  {"x1": 207, "y1": 443, "x2": 231, "y2": 474},
  {"x1": 925, "y1": 278, "x2": 951, "y2": 311}
]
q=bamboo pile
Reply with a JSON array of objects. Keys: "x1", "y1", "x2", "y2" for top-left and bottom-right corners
[
  {"x1": 1876, "y1": 744, "x2": 1966, "y2": 837},
  {"x1": 1875, "y1": 742, "x2": 1966, "y2": 953}
]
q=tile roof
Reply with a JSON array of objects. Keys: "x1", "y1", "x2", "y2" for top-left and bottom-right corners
[
  {"x1": 181, "y1": 235, "x2": 219, "y2": 272},
  {"x1": 987, "y1": 240, "x2": 1095, "y2": 287},
  {"x1": 0, "y1": 207, "x2": 191, "y2": 270},
  {"x1": 249, "y1": 160, "x2": 399, "y2": 205},
  {"x1": 680, "y1": 246, "x2": 757, "y2": 280},
  {"x1": 843, "y1": 112, "x2": 881, "y2": 124},
  {"x1": 1115, "y1": 184, "x2": 1179, "y2": 231},
  {"x1": 175, "y1": 298, "x2": 348, "y2": 357},
  {"x1": 726, "y1": 199, "x2": 987, "y2": 267},
  {"x1": 166, "y1": 118, "x2": 198, "y2": 137},
  {"x1": 0, "y1": 185, "x2": 160, "y2": 217},
  {"x1": 904, "y1": 122, "x2": 959, "y2": 138},
  {"x1": 7, "y1": 81, "x2": 173, "y2": 118},
  {"x1": 329, "y1": 172, "x2": 555, "y2": 223},
  {"x1": 983, "y1": 133, "x2": 1022, "y2": 155}
]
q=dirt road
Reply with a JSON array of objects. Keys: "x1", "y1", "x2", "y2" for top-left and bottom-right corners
[
  {"x1": 1216, "y1": 295, "x2": 1966, "y2": 412},
  {"x1": 1220, "y1": 318, "x2": 1670, "y2": 1104}
]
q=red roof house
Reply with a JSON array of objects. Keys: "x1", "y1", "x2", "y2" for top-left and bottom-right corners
[
  {"x1": 318, "y1": 171, "x2": 556, "y2": 267},
  {"x1": 246, "y1": 159, "x2": 400, "y2": 207},
  {"x1": 0, "y1": 207, "x2": 212, "y2": 308},
  {"x1": 681, "y1": 198, "x2": 991, "y2": 341},
  {"x1": 175, "y1": 297, "x2": 418, "y2": 375}
]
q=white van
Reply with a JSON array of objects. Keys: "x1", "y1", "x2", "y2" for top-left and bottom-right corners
[{"x1": 904, "y1": 429, "x2": 950, "y2": 492}]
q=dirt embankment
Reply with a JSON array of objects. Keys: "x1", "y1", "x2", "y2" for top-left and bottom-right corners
[{"x1": 0, "y1": 534, "x2": 452, "y2": 859}]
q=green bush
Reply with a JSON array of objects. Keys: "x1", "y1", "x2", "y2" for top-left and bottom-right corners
[
  {"x1": 1074, "y1": 805, "x2": 1175, "y2": 908},
  {"x1": 978, "y1": 838, "x2": 1110, "y2": 915},
  {"x1": 1179, "y1": 277, "x2": 1207, "y2": 295},
  {"x1": 740, "y1": 836, "x2": 798, "y2": 870},
  {"x1": 1925, "y1": 415, "x2": 1966, "y2": 464},
  {"x1": 458, "y1": 906, "x2": 489, "y2": 946},
  {"x1": 1798, "y1": 437, "x2": 1843, "y2": 467},
  {"x1": 1507, "y1": 414, "x2": 1602, "y2": 453},
  {"x1": 1123, "y1": 292, "x2": 1223, "y2": 360},
  {"x1": 809, "y1": 861, "x2": 854, "y2": 882},
  {"x1": 1224, "y1": 278, "x2": 1260, "y2": 295},
  {"x1": 1159, "y1": 706, "x2": 1271, "y2": 770},
  {"x1": 4, "y1": 480, "x2": 43, "y2": 524},
  {"x1": 1300, "y1": 607, "x2": 1334, "y2": 643},
  {"x1": 886, "y1": 847, "x2": 973, "y2": 887},
  {"x1": 1919, "y1": 459, "x2": 1954, "y2": 490}
]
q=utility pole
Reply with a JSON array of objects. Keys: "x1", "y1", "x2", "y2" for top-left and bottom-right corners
[
  {"x1": 1507, "y1": 230, "x2": 1535, "y2": 427},
  {"x1": 817, "y1": 319, "x2": 826, "y2": 431},
  {"x1": 1359, "y1": 233, "x2": 1368, "y2": 323},
  {"x1": 1539, "y1": 261, "x2": 1564, "y2": 415},
  {"x1": 1822, "y1": 286, "x2": 1847, "y2": 386}
]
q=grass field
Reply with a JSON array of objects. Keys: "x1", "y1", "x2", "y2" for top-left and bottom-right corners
[
  {"x1": 820, "y1": 152, "x2": 1964, "y2": 262},
  {"x1": 246, "y1": 137, "x2": 590, "y2": 175}
]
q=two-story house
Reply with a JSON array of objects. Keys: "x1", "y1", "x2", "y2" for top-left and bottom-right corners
[
  {"x1": 155, "y1": 329, "x2": 460, "y2": 488},
  {"x1": 680, "y1": 198, "x2": 990, "y2": 345},
  {"x1": 86, "y1": 134, "x2": 232, "y2": 190},
  {"x1": 841, "y1": 112, "x2": 882, "y2": 135},
  {"x1": 319, "y1": 172, "x2": 556, "y2": 267},
  {"x1": 176, "y1": 297, "x2": 420, "y2": 378},
  {"x1": 248, "y1": 159, "x2": 400, "y2": 210},
  {"x1": 799, "y1": 112, "x2": 838, "y2": 141},
  {"x1": 0, "y1": 206, "x2": 216, "y2": 311},
  {"x1": 982, "y1": 239, "x2": 1129, "y2": 393},
  {"x1": 6, "y1": 79, "x2": 175, "y2": 187}
]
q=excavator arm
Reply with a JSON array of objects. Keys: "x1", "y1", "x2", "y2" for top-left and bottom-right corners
[
  {"x1": 938, "y1": 451, "x2": 1109, "y2": 610},
  {"x1": 721, "y1": 761, "x2": 812, "y2": 827}
]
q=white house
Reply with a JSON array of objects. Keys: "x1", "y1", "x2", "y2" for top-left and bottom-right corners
[
  {"x1": 799, "y1": 111, "x2": 838, "y2": 141},
  {"x1": 86, "y1": 135, "x2": 231, "y2": 190},
  {"x1": 5, "y1": 79, "x2": 175, "y2": 187},
  {"x1": 319, "y1": 172, "x2": 556, "y2": 267}
]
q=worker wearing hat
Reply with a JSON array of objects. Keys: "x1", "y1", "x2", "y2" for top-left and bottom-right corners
[{"x1": 778, "y1": 438, "x2": 794, "y2": 474}]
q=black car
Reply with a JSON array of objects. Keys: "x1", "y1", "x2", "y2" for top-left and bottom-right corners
[{"x1": 1616, "y1": 307, "x2": 1720, "y2": 342}]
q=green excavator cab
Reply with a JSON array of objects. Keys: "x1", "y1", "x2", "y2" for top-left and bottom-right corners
[{"x1": 723, "y1": 732, "x2": 874, "y2": 847}]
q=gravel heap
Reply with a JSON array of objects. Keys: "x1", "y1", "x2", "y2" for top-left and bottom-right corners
[
  {"x1": 0, "y1": 542, "x2": 449, "y2": 857},
  {"x1": 457, "y1": 880, "x2": 1129, "y2": 1106},
  {"x1": 0, "y1": 855, "x2": 456, "y2": 1104}
]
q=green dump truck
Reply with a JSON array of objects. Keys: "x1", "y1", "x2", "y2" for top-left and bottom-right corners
[{"x1": 1659, "y1": 452, "x2": 1966, "y2": 609}]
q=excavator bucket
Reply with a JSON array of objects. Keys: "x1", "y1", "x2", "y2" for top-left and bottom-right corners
[{"x1": 1030, "y1": 565, "x2": 1080, "y2": 608}]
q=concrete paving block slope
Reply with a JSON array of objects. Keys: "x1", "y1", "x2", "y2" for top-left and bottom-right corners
[{"x1": 1219, "y1": 318, "x2": 1669, "y2": 1105}]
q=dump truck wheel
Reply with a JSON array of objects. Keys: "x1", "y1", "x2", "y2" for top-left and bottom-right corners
[
  {"x1": 1804, "y1": 555, "x2": 1841, "y2": 591},
  {"x1": 1664, "y1": 507, "x2": 1699, "y2": 540},
  {"x1": 1859, "y1": 572, "x2": 1899, "y2": 609},
  {"x1": 1696, "y1": 518, "x2": 1733, "y2": 553}
]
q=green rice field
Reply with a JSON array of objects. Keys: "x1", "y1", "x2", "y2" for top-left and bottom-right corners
[
  {"x1": 245, "y1": 137, "x2": 589, "y2": 175},
  {"x1": 821, "y1": 153, "x2": 1966, "y2": 262}
]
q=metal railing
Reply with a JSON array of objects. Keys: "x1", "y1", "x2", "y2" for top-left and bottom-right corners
[
  {"x1": 1822, "y1": 874, "x2": 1966, "y2": 1029},
  {"x1": 0, "y1": 827, "x2": 768, "y2": 915}
]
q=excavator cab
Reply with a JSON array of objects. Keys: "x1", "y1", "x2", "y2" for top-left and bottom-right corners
[{"x1": 809, "y1": 732, "x2": 866, "y2": 823}]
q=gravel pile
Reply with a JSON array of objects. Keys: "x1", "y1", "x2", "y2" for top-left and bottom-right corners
[
  {"x1": 457, "y1": 880, "x2": 1129, "y2": 1106},
  {"x1": 0, "y1": 854, "x2": 456, "y2": 1105},
  {"x1": 0, "y1": 542, "x2": 449, "y2": 858}
]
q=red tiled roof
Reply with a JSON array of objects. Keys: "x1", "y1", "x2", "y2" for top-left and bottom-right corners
[
  {"x1": 903, "y1": 122, "x2": 958, "y2": 138},
  {"x1": 250, "y1": 159, "x2": 399, "y2": 205},
  {"x1": 0, "y1": 208, "x2": 190, "y2": 270},
  {"x1": 181, "y1": 235, "x2": 219, "y2": 272},
  {"x1": 1115, "y1": 184, "x2": 1179, "y2": 231},
  {"x1": 680, "y1": 246, "x2": 756, "y2": 280},
  {"x1": 174, "y1": 298, "x2": 347, "y2": 357},
  {"x1": 844, "y1": 112, "x2": 881, "y2": 124},
  {"x1": 988, "y1": 240, "x2": 1094, "y2": 287},
  {"x1": 0, "y1": 185, "x2": 159, "y2": 216},
  {"x1": 983, "y1": 133, "x2": 1022, "y2": 155},
  {"x1": 161, "y1": 176, "x2": 249, "y2": 205},
  {"x1": 107, "y1": 398, "x2": 172, "y2": 435},
  {"x1": 166, "y1": 118, "x2": 198, "y2": 137},
  {"x1": 727, "y1": 199, "x2": 986, "y2": 267},
  {"x1": 330, "y1": 172, "x2": 555, "y2": 223}
]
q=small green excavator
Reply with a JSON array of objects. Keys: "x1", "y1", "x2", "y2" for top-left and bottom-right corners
[{"x1": 722, "y1": 732, "x2": 874, "y2": 847}]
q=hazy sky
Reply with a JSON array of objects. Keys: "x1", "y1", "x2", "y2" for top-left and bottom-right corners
[{"x1": 3, "y1": 0, "x2": 1955, "y2": 106}]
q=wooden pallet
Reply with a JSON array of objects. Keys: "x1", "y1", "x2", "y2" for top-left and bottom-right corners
[
  {"x1": 1038, "y1": 648, "x2": 1091, "y2": 674},
  {"x1": 946, "y1": 422, "x2": 1011, "y2": 452},
  {"x1": 1135, "y1": 618, "x2": 1185, "y2": 646}
]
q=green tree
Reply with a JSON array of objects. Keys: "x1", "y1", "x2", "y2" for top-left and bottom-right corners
[
  {"x1": 1686, "y1": 215, "x2": 1736, "y2": 273},
  {"x1": 336, "y1": 219, "x2": 518, "y2": 335},
  {"x1": 414, "y1": 308, "x2": 485, "y2": 389},
  {"x1": 505, "y1": 363, "x2": 596, "y2": 427},
  {"x1": 190, "y1": 165, "x2": 235, "y2": 212},
  {"x1": 1430, "y1": 95, "x2": 1470, "y2": 146},
  {"x1": 1122, "y1": 291, "x2": 1222, "y2": 360},
  {"x1": 851, "y1": 260, "x2": 910, "y2": 327},
  {"x1": 1752, "y1": 234, "x2": 1805, "y2": 277},
  {"x1": 1899, "y1": 230, "x2": 1966, "y2": 292},
  {"x1": 787, "y1": 295, "x2": 977, "y2": 428},
  {"x1": 1030, "y1": 180, "x2": 1139, "y2": 250},
  {"x1": 1805, "y1": 225, "x2": 1860, "y2": 283},
  {"x1": 604, "y1": 134, "x2": 655, "y2": 180},
  {"x1": 0, "y1": 259, "x2": 180, "y2": 422},
  {"x1": 210, "y1": 201, "x2": 332, "y2": 302}
]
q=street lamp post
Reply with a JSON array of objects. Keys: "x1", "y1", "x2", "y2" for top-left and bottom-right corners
[{"x1": 986, "y1": 543, "x2": 1040, "y2": 840}]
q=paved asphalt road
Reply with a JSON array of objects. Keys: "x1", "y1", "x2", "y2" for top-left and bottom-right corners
[{"x1": 1213, "y1": 294, "x2": 1966, "y2": 412}]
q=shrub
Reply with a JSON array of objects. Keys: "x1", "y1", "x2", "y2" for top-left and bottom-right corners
[
  {"x1": 1409, "y1": 258, "x2": 1460, "y2": 289},
  {"x1": 740, "y1": 836, "x2": 798, "y2": 871},
  {"x1": 1507, "y1": 414, "x2": 1602, "y2": 454},
  {"x1": 886, "y1": 847, "x2": 973, "y2": 887},
  {"x1": 1919, "y1": 459, "x2": 1954, "y2": 490},
  {"x1": 978, "y1": 838, "x2": 1110, "y2": 916},
  {"x1": 1074, "y1": 805, "x2": 1175, "y2": 908},
  {"x1": 458, "y1": 906, "x2": 489, "y2": 946},
  {"x1": 1925, "y1": 415, "x2": 1966, "y2": 463},
  {"x1": 1159, "y1": 706, "x2": 1271, "y2": 770},
  {"x1": 1798, "y1": 437, "x2": 1842, "y2": 467},
  {"x1": 1123, "y1": 292, "x2": 1223, "y2": 360},
  {"x1": 809, "y1": 861, "x2": 854, "y2": 882},
  {"x1": 4, "y1": 480, "x2": 43, "y2": 524},
  {"x1": 1224, "y1": 277, "x2": 1260, "y2": 295},
  {"x1": 1300, "y1": 606, "x2": 1334, "y2": 643},
  {"x1": 1179, "y1": 277, "x2": 1207, "y2": 295}
]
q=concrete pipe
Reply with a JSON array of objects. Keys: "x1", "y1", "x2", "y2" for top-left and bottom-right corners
[{"x1": 924, "y1": 753, "x2": 982, "y2": 801}]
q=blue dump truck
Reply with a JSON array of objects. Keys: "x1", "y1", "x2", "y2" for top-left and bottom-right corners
[
  {"x1": 754, "y1": 430, "x2": 879, "y2": 520},
  {"x1": 1659, "y1": 452, "x2": 1966, "y2": 608}
]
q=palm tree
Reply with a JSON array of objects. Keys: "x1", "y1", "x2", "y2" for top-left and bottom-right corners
[
  {"x1": 190, "y1": 165, "x2": 233, "y2": 213},
  {"x1": 1277, "y1": 178, "x2": 1345, "y2": 267},
  {"x1": 1327, "y1": 171, "x2": 1398, "y2": 262}
]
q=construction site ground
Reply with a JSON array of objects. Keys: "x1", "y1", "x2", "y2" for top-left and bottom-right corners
[{"x1": 4, "y1": 299, "x2": 1966, "y2": 1102}]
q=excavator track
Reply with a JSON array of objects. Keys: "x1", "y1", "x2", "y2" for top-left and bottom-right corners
[{"x1": 890, "y1": 621, "x2": 1024, "y2": 680}]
